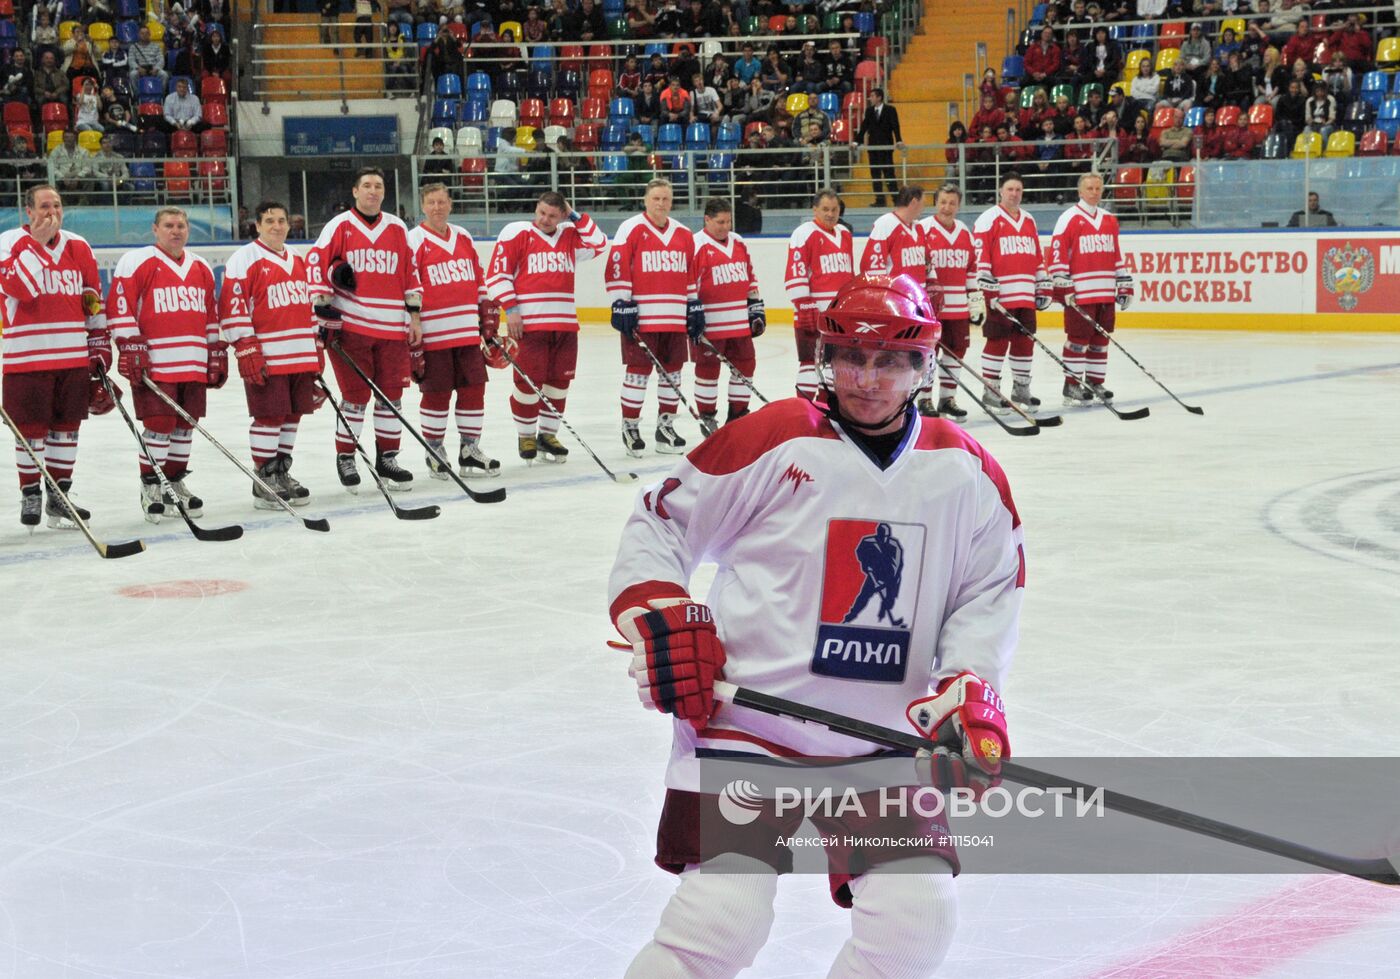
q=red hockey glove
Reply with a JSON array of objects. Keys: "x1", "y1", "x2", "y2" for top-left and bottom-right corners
[
  {"x1": 409, "y1": 340, "x2": 426, "y2": 382},
  {"x1": 618, "y1": 600, "x2": 727, "y2": 732},
  {"x1": 906, "y1": 671, "x2": 1009, "y2": 799},
  {"x1": 793, "y1": 297, "x2": 820, "y2": 333},
  {"x1": 1052, "y1": 272, "x2": 1073, "y2": 306},
  {"x1": 86, "y1": 329, "x2": 111, "y2": 374},
  {"x1": 478, "y1": 298, "x2": 500, "y2": 339},
  {"x1": 233, "y1": 336, "x2": 268, "y2": 386},
  {"x1": 116, "y1": 336, "x2": 149, "y2": 380},
  {"x1": 207, "y1": 341, "x2": 229, "y2": 389}
]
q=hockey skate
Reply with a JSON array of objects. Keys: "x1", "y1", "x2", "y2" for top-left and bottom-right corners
[
  {"x1": 140, "y1": 474, "x2": 165, "y2": 523},
  {"x1": 276, "y1": 454, "x2": 310, "y2": 505},
  {"x1": 253, "y1": 460, "x2": 291, "y2": 510},
  {"x1": 698, "y1": 412, "x2": 719, "y2": 437},
  {"x1": 45, "y1": 480, "x2": 88, "y2": 529},
  {"x1": 1062, "y1": 378, "x2": 1094, "y2": 407},
  {"x1": 19, "y1": 485, "x2": 41, "y2": 529},
  {"x1": 536, "y1": 434, "x2": 567, "y2": 465},
  {"x1": 655, "y1": 414, "x2": 686, "y2": 454},
  {"x1": 1010, "y1": 379, "x2": 1041, "y2": 412},
  {"x1": 375, "y1": 450, "x2": 414, "y2": 491},
  {"x1": 461, "y1": 437, "x2": 503, "y2": 475},
  {"x1": 726, "y1": 405, "x2": 749, "y2": 424},
  {"x1": 937, "y1": 396, "x2": 968, "y2": 422},
  {"x1": 425, "y1": 439, "x2": 451, "y2": 480},
  {"x1": 163, "y1": 471, "x2": 204, "y2": 517},
  {"x1": 336, "y1": 453, "x2": 361, "y2": 493},
  {"x1": 981, "y1": 382, "x2": 1011, "y2": 415},
  {"x1": 622, "y1": 421, "x2": 645, "y2": 458},
  {"x1": 916, "y1": 396, "x2": 939, "y2": 418},
  {"x1": 518, "y1": 434, "x2": 538, "y2": 464},
  {"x1": 1088, "y1": 382, "x2": 1114, "y2": 401}
]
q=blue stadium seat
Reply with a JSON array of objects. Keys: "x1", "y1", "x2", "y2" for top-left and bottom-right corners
[
  {"x1": 556, "y1": 69, "x2": 580, "y2": 96},
  {"x1": 466, "y1": 72, "x2": 492, "y2": 96},
  {"x1": 685, "y1": 121, "x2": 710, "y2": 150},
  {"x1": 1001, "y1": 55, "x2": 1024, "y2": 84},
  {"x1": 1131, "y1": 23, "x2": 1154, "y2": 46},
  {"x1": 608, "y1": 96, "x2": 635, "y2": 120},
  {"x1": 116, "y1": 19, "x2": 139, "y2": 44},
  {"x1": 484, "y1": 126, "x2": 503, "y2": 152},
  {"x1": 139, "y1": 131, "x2": 167, "y2": 156},
  {"x1": 498, "y1": 69, "x2": 526, "y2": 100},
  {"x1": 527, "y1": 67, "x2": 553, "y2": 99},
  {"x1": 1378, "y1": 99, "x2": 1400, "y2": 139},
  {"x1": 130, "y1": 162, "x2": 156, "y2": 193},
  {"x1": 1360, "y1": 72, "x2": 1387, "y2": 110},
  {"x1": 137, "y1": 76, "x2": 164, "y2": 101},
  {"x1": 1393, "y1": 74, "x2": 1400, "y2": 94},
  {"x1": 416, "y1": 23, "x2": 438, "y2": 44},
  {"x1": 656, "y1": 123, "x2": 683, "y2": 151},
  {"x1": 602, "y1": 120, "x2": 627, "y2": 149},
  {"x1": 432, "y1": 98, "x2": 460, "y2": 127},
  {"x1": 629, "y1": 120, "x2": 655, "y2": 147},
  {"x1": 600, "y1": 153, "x2": 628, "y2": 182},
  {"x1": 707, "y1": 152, "x2": 734, "y2": 182},
  {"x1": 644, "y1": 43, "x2": 668, "y2": 59},
  {"x1": 463, "y1": 94, "x2": 490, "y2": 123},
  {"x1": 716, "y1": 121, "x2": 741, "y2": 147},
  {"x1": 1184, "y1": 106, "x2": 1205, "y2": 128},
  {"x1": 602, "y1": 0, "x2": 625, "y2": 15},
  {"x1": 436, "y1": 74, "x2": 462, "y2": 97},
  {"x1": 815, "y1": 92, "x2": 840, "y2": 120},
  {"x1": 855, "y1": 12, "x2": 875, "y2": 34},
  {"x1": 1029, "y1": 3, "x2": 1048, "y2": 24},
  {"x1": 61, "y1": 0, "x2": 80, "y2": 18},
  {"x1": 0, "y1": 22, "x2": 16, "y2": 42},
  {"x1": 118, "y1": 0, "x2": 140, "y2": 18}
]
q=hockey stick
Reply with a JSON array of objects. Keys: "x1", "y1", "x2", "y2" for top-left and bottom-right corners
[
  {"x1": 695, "y1": 335, "x2": 770, "y2": 405},
  {"x1": 712, "y1": 681, "x2": 1400, "y2": 886},
  {"x1": 631, "y1": 332, "x2": 705, "y2": 424},
  {"x1": 991, "y1": 299, "x2": 1149, "y2": 421},
  {"x1": 313, "y1": 375, "x2": 439, "y2": 521},
  {"x1": 0, "y1": 400, "x2": 145, "y2": 558},
  {"x1": 102, "y1": 373, "x2": 243, "y2": 541},
  {"x1": 140, "y1": 376, "x2": 331, "y2": 532},
  {"x1": 327, "y1": 340, "x2": 506, "y2": 505},
  {"x1": 936, "y1": 344, "x2": 1061, "y2": 433},
  {"x1": 1063, "y1": 299, "x2": 1204, "y2": 415},
  {"x1": 485, "y1": 337, "x2": 638, "y2": 483}
]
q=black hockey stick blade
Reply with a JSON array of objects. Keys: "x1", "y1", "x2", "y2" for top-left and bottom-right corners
[
  {"x1": 301, "y1": 515, "x2": 331, "y2": 532},
  {"x1": 99, "y1": 538, "x2": 147, "y2": 559},
  {"x1": 393, "y1": 501, "x2": 441, "y2": 520},
  {"x1": 1032, "y1": 414, "x2": 1063, "y2": 428},
  {"x1": 713, "y1": 681, "x2": 1400, "y2": 885},
  {"x1": 1102, "y1": 401, "x2": 1150, "y2": 421}
]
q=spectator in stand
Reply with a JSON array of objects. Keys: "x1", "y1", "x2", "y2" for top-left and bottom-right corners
[
  {"x1": 945, "y1": 120, "x2": 969, "y2": 180},
  {"x1": 427, "y1": 31, "x2": 462, "y2": 81},
  {"x1": 1019, "y1": 87, "x2": 1051, "y2": 134},
  {"x1": 1060, "y1": 32, "x2": 1089, "y2": 83},
  {"x1": 385, "y1": 0, "x2": 414, "y2": 35},
  {"x1": 791, "y1": 42, "x2": 826, "y2": 95},
  {"x1": 719, "y1": 76, "x2": 746, "y2": 124},
  {"x1": 131, "y1": 25, "x2": 169, "y2": 91},
  {"x1": 1157, "y1": 113, "x2": 1193, "y2": 161},
  {"x1": 794, "y1": 100, "x2": 830, "y2": 149},
  {"x1": 421, "y1": 136, "x2": 454, "y2": 178},
  {"x1": 1065, "y1": 0, "x2": 1092, "y2": 40},
  {"x1": 1025, "y1": 25, "x2": 1062, "y2": 86},
  {"x1": 1080, "y1": 87, "x2": 1107, "y2": 128},
  {"x1": 1329, "y1": 14, "x2": 1371, "y2": 76},
  {"x1": 102, "y1": 98, "x2": 138, "y2": 134},
  {"x1": 1000, "y1": 88, "x2": 1021, "y2": 132},
  {"x1": 1275, "y1": 78, "x2": 1308, "y2": 141},
  {"x1": 384, "y1": 22, "x2": 415, "y2": 94},
  {"x1": 90, "y1": 134, "x2": 128, "y2": 198},
  {"x1": 1287, "y1": 191, "x2": 1337, "y2": 227},
  {"x1": 522, "y1": 6, "x2": 547, "y2": 42},
  {"x1": 84, "y1": 0, "x2": 116, "y2": 25},
  {"x1": 1119, "y1": 111, "x2": 1153, "y2": 162},
  {"x1": 1280, "y1": 21, "x2": 1316, "y2": 71},
  {"x1": 684, "y1": 0, "x2": 723, "y2": 37},
  {"x1": 570, "y1": 0, "x2": 606, "y2": 41},
  {"x1": 194, "y1": 0, "x2": 232, "y2": 32},
  {"x1": 659, "y1": 75, "x2": 691, "y2": 124},
  {"x1": 759, "y1": 47, "x2": 790, "y2": 93},
  {"x1": 163, "y1": 77, "x2": 207, "y2": 133},
  {"x1": 624, "y1": 0, "x2": 656, "y2": 37},
  {"x1": 35, "y1": 50, "x2": 68, "y2": 107},
  {"x1": 202, "y1": 28, "x2": 232, "y2": 84},
  {"x1": 671, "y1": 43, "x2": 701, "y2": 88},
  {"x1": 100, "y1": 38, "x2": 129, "y2": 89},
  {"x1": 48, "y1": 130, "x2": 92, "y2": 201},
  {"x1": 1222, "y1": 52, "x2": 1255, "y2": 109},
  {"x1": 1050, "y1": 91, "x2": 1076, "y2": 135},
  {"x1": 706, "y1": 52, "x2": 730, "y2": 92},
  {"x1": 970, "y1": 91, "x2": 1004, "y2": 137},
  {"x1": 822, "y1": 40, "x2": 852, "y2": 96},
  {"x1": 32, "y1": 9, "x2": 60, "y2": 65},
  {"x1": 64, "y1": 26, "x2": 102, "y2": 84},
  {"x1": 1180, "y1": 23, "x2": 1212, "y2": 80},
  {"x1": 857, "y1": 87, "x2": 903, "y2": 208},
  {"x1": 4, "y1": 134, "x2": 45, "y2": 193},
  {"x1": 289, "y1": 213, "x2": 307, "y2": 237},
  {"x1": 979, "y1": 67, "x2": 998, "y2": 103},
  {"x1": 1303, "y1": 81, "x2": 1336, "y2": 142},
  {"x1": 1197, "y1": 57, "x2": 1226, "y2": 110},
  {"x1": 1321, "y1": 51, "x2": 1351, "y2": 108},
  {"x1": 994, "y1": 122, "x2": 1029, "y2": 167},
  {"x1": 733, "y1": 45, "x2": 762, "y2": 85},
  {"x1": 643, "y1": 53, "x2": 669, "y2": 91},
  {"x1": 1254, "y1": 46, "x2": 1287, "y2": 107},
  {"x1": 738, "y1": 76, "x2": 775, "y2": 126},
  {"x1": 1214, "y1": 27, "x2": 1242, "y2": 64},
  {"x1": 635, "y1": 79, "x2": 662, "y2": 126},
  {"x1": 691, "y1": 72, "x2": 722, "y2": 127},
  {"x1": 1160, "y1": 58, "x2": 1196, "y2": 113},
  {"x1": 74, "y1": 78, "x2": 103, "y2": 133},
  {"x1": 1265, "y1": 0, "x2": 1307, "y2": 45},
  {"x1": 1, "y1": 50, "x2": 33, "y2": 104},
  {"x1": 1099, "y1": 109, "x2": 1121, "y2": 137},
  {"x1": 1086, "y1": 26, "x2": 1122, "y2": 87},
  {"x1": 1032, "y1": 117, "x2": 1062, "y2": 202},
  {"x1": 493, "y1": 126, "x2": 529, "y2": 191},
  {"x1": 1195, "y1": 107, "x2": 1225, "y2": 158},
  {"x1": 1127, "y1": 57, "x2": 1161, "y2": 124},
  {"x1": 1221, "y1": 110, "x2": 1258, "y2": 158},
  {"x1": 1064, "y1": 114, "x2": 1097, "y2": 168}
]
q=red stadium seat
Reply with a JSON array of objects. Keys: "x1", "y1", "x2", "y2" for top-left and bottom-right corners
[
  {"x1": 1151, "y1": 106, "x2": 1181, "y2": 129},
  {"x1": 841, "y1": 90, "x2": 863, "y2": 125},
  {"x1": 743, "y1": 120, "x2": 765, "y2": 141},
  {"x1": 559, "y1": 44, "x2": 585, "y2": 73},
  {"x1": 203, "y1": 102, "x2": 228, "y2": 127},
  {"x1": 830, "y1": 117, "x2": 850, "y2": 143},
  {"x1": 197, "y1": 159, "x2": 227, "y2": 194},
  {"x1": 1247, "y1": 103, "x2": 1272, "y2": 140},
  {"x1": 171, "y1": 130, "x2": 197, "y2": 156},
  {"x1": 518, "y1": 97, "x2": 545, "y2": 129},
  {"x1": 854, "y1": 60, "x2": 881, "y2": 85},
  {"x1": 138, "y1": 102, "x2": 162, "y2": 124},
  {"x1": 586, "y1": 43, "x2": 611, "y2": 67},
  {"x1": 587, "y1": 68, "x2": 612, "y2": 101},
  {"x1": 572, "y1": 122, "x2": 600, "y2": 152},
  {"x1": 1175, "y1": 165, "x2": 1195, "y2": 200},
  {"x1": 767, "y1": 14, "x2": 786, "y2": 31},
  {"x1": 548, "y1": 97, "x2": 575, "y2": 128},
  {"x1": 3, "y1": 101, "x2": 29, "y2": 130},
  {"x1": 581, "y1": 96, "x2": 607, "y2": 122},
  {"x1": 0, "y1": 0, "x2": 14, "y2": 15},
  {"x1": 444, "y1": 22, "x2": 468, "y2": 41},
  {"x1": 1112, "y1": 166, "x2": 1143, "y2": 209},
  {"x1": 200, "y1": 76, "x2": 227, "y2": 104},
  {"x1": 1357, "y1": 128, "x2": 1388, "y2": 156},
  {"x1": 40, "y1": 102, "x2": 68, "y2": 132},
  {"x1": 6, "y1": 123, "x2": 33, "y2": 141},
  {"x1": 163, "y1": 161, "x2": 191, "y2": 199},
  {"x1": 1159, "y1": 22, "x2": 1186, "y2": 49},
  {"x1": 460, "y1": 156, "x2": 486, "y2": 187},
  {"x1": 199, "y1": 128, "x2": 227, "y2": 156},
  {"x1": 1216, "y1": 105, "x2": 1241, "y2": 128}
]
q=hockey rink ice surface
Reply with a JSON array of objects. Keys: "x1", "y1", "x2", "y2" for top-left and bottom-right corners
[{"x1": 2, "y1": 327, "x2": 1398, "y2": 978}]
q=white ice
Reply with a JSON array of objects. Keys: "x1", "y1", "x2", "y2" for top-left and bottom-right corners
[{"x1": 1, "y1": 328, "x2": 1398, "y2": 978}]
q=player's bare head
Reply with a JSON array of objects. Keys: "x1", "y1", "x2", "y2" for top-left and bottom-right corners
[
  {"x1": 255, "y1": 200, "x2": 289, "y2": 249},
  {"x1": 352, "y1": 167, "x2": 386, "y2": 215},
  {"x1": 933, "y1": 183, "x2": 960, "y2": 219},
  {"x1": 998, "y1": 172, "x2": 1025, "y2": 210},
  {"x1": 534, "y1": 191, "x2": 568, "y2": 233},
  {"x1": 153, "y1": 207, "x2": 189, "y2": 256},
  {"x1": 702, "y1": 198, "x2": 733, "y2": 239},
  {"x1": 643, "y1": 179, "x2": 673, "y2": 223},
  {"x1": 419, "y1": 182, "x2": 453, "y2": 227},
  {"x1": 1078, "y1": 171, "x2": 1104, "y2": 206},
  {"x1": 893, "y1": 185, "x2": 925, "y2": 221},
  {"x1": 23, "y1": 185, "x2": 62, "y2": 225},
  {"x1": 812, "y1": 189, "x2": 841, "y2": 229}
]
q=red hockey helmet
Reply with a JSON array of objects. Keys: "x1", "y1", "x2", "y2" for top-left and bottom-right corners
[
  {"x1": 482, "y1": 335, "x2": 518, "y2": 371},
  {"x1": 819, "y1": 272, "x2": 942, "y2": 355},
  {"x1": 88, "y1": 374, "x2": 121, "y2": 415}
]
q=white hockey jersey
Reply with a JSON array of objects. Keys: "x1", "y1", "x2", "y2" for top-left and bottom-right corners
[{"x1": 608, "y1": 398, "x2": 1024, "y2": 790}]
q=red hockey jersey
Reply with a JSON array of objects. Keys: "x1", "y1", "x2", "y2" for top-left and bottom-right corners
[
  {"x1": 693, "y1": 230, "x2": 758, "y2": 340},
  {"x1": 107, "y1": 245, "x2": 218, "y2": 384},
  {"x1": 784, "y1": 220, "x2": 854, "y2": 312},
  {"x1": 219, "y1": 240, "x2": 319, "y2": 375},
  {"x1": 1048, "y1": 203, "x2": 1124, "y2": 304},
  {"x1": 920, "y1": 216, "x2": 978, "y2": 321},
  {"x1": 408, "y1": 222, "x2": 484, "y2": 350},
  {"x1": 605, "y1": 214, "x2": 697, "y2": 334},
  {"x1": 306, "y1": 209, "x2": 422, "y2": 341},
  {"x1": 859, "y1": 212, "x2": 929, "y2": 281},
  {"x1": 0, "y1": 227, "x2": 101, "y2": 374},
  {"x1": 485, "y1": 213, "x2": 607, "y2": 333},
  {"x1": 972, "y1": 205, "x2": 1045, "y2": 310}
]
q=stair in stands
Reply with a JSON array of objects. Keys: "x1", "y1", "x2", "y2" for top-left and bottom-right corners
[{"x1": 256, "y1": 14, "x2": 386, "y2": 101}]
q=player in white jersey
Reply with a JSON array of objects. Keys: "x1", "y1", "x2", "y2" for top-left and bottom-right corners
[{"x1": 609, "y1": 272, "x2": 1023, "y2": 979}]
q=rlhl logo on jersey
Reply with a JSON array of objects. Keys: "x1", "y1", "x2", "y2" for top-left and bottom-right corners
[
  {"x1": 928, "y1": 248, "x2": 970, "y2": 269},
  {"x1": 710, "y1": 261, "x2": 749, "y2": 286},
  {"x1": 778, "y1": 463, "x2": 814, "y2": 495},
  {"x1": 640, "y1": 250, "x2": 687, "y2": 274},
  {"x1": 819, "y1": 253, "x2": 852, "y2": 275},
  {"x1": 810, "y1": 519, "x2": 926, "y2": 684},
  {"x1": 263, "y1": 279, "x2": 309, "y2": 309},
  {"x1": 526, "y1": 252, "x2": 575, "y2": 275},
  {"x1": 344, "y1": 248, "x2": 400, "y2": 275},
  {"x1": 425, "y1": 258, "x2": 478, "y2": 286},
  {"x1": 151, "y1": 285, "x2": 208, "y2": 314}
]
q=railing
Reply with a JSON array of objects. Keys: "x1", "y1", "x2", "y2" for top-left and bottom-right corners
[{"x1": 250, "y1": 21, "x2": 403, "y2": 104}]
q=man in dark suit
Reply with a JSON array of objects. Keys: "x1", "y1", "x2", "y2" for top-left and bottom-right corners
[{"x1": 856, "y1": 87, "x2": 904, "y2": 208}]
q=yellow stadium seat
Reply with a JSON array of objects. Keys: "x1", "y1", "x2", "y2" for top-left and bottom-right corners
[
  {"x1": 1291, "y1": 131, "x2": 1323, "y2": 158},
  {"x1": 1324, "y1": 130, "x2": 1355, "y2": 157},
  {"x1": 1123, "y1": 49, "x2": 1151, "y2": 81},
  {"x1": 1143, "y1": 164, "x2": 1175, "y2": 207},
  {"x1": 1155, "y1": 47, "x2": 1180, "y2": 74},
  {"x1": 58, "y1": 20, "x2": 78, "y2": 41},
  {"x1": 87, "y1": 22, "x2": 113, "y2": 43},
  {"x1": 514, "y1": 124, "x2": 536, "y2": 150},
  {"x1": 46, "y1": 130, "x2": 64, "y2": 152},
  {"x1": 77, "y1": 130, "x2": 102, "y2": 152},
  {"x1": 1378, "y1": 37, "x2": 1400, "y2": 71},
  {"x1": 1110, "y1": 81, "x2": 1130, "y2": 98},
  {"x1": 1220, "y1": 18, "x2": 1245, "y2": 39},
  {"x1": 785, "y1": 93, "x2": 809, "y2": 116},
  {"x1": 498, "y1": 20, "x2": 523, "y2": 41},
  {"x1": 146, "y1": 18, "x2": 164, "y2": 42}
]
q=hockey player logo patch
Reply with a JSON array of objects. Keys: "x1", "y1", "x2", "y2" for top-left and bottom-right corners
[{"x1": 811, "y1": 519, "x2": 924, "y2": 683}]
